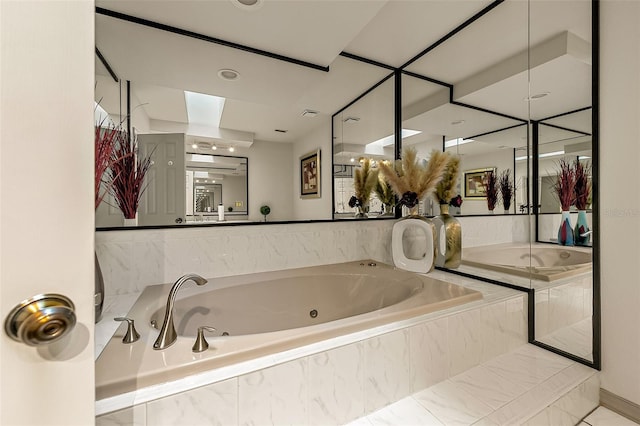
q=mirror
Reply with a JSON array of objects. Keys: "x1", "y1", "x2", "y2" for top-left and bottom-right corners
[
  {"x1": 332, "y1": 75, "x2": 395, "y2": 219},
  {"x1": 528, "y1": 0, "x2": 594, "y2": 361},
  {"x1": 94, "y1": 0, "x2": 597, "y2": 364}
]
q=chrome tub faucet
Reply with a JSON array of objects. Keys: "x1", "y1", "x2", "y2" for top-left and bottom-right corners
[{"x1": 153, "y1": 273, "x2": 208, "y2": 350}]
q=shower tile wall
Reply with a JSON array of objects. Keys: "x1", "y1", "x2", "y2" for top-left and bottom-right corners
[
  {"x1": 97, "y1": 296, "x2": 527, "y2": 426},
  {"x1": 95, "y1": 215, "x2": 529, "y2": 296}
]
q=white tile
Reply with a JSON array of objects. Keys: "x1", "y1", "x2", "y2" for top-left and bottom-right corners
[
  {"x1": 479, "y1": 301, "x2": 508, "y2": 363},
  {"x1": 522, "y1": 405, "x2": 580, "y2": 426},
  {"x1": 366, "y1": 397, "x2": 444, "y2": 426},
  {"x1": 552, "y1": 372, "x2": 599, "y2": 420},
  {"x1": 238, "y1": 359, "x2": 308, "y2": 425},
  {"x1": 345, "y1": 416, "x2": 374, "y2": 426},
  {"x1": 413, "y1": 380, "x2": 493, "y2": 426},
  {"x1": 308, "y1": 342, "x2": 365, "y2": 426},
  {"x1": 145, "y1": 378, "x2": 237, "y2": 426},
  {"x1": 448, "y1": 309, "x2": 483, "y2": 376},
  {"x1": 409, "y1": 317, "x2": 449, "y2": 392},
  {"x1": 450, "y1": 365, "x2": 528, "y2": 410},
  {"x1": 364, "y1": 329, "x2": 411, "y2": 413},
  {"x1": 96, "y1": 405, "x2": 146, "y2": 426},
  {"x1": 486, "y1": 363, "x2": 595, "y2": 425},
  {"x1": 505, "y1": 296, "x2": 527, "y2": 351},
  {"x1": 483, "y1": 345, "x2": 573, "y2": 391},
  {"x1": 584, "y1": 406, "x2": 640, "y2": 426}
]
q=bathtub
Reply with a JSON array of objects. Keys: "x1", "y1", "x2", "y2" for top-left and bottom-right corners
[
  {"x1": 461, "y1": 243, "x2": 592, "y2": 282},
  {"x1": 96, "y1": 260, "x2": 482, "y2": 403}
]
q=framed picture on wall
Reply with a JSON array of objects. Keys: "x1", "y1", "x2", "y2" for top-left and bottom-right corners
[
  {"x1": 464, "y1": 167, "x2": 496, "y2": 199},
  {"x1": 300, "y1": 149, "x2": 321, "y2": 199}
]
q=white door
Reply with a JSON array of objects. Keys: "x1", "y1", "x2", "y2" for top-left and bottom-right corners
[
  {"x1": 138, "y1": 133, "x2": 186, "y2": 226},
  {"x1": 0, "y1": 1, "x2": 95, "y2": 425}
]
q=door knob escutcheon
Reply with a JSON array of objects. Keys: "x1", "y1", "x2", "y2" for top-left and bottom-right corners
[{"x1": 4, "y1": 294, "x2": 76, "y2": 346}]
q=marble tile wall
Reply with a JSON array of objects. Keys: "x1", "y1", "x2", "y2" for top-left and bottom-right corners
[
  {"x1": 96, "y1": 216, "x2": 530, "y2": 296},
  {"x1": 535, "y1": 275, "x2": 593, "y2": 338},
  {"x1": 96, "y1": 296, "x2": 527, "y2": 426}
]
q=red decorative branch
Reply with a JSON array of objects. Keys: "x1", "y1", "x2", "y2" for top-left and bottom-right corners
[
  {"x1": 499, "y1": 169, "x2": 514, "y2": 211},
  {"x1": 95, "y1": 122, "x2": 128, "y2": 210},
  {"x1": 484, "y1": 170, "x2": 498, "y2": 211},
  {"x1": 108, "y1": 134, "x2": 154, "y2": 219},
  {"x1": 553, "y1": 159, "x2": 576, "y2": 211},
  {"x1": 574, "y1": 160, "x2": 591, "y2": 210}
]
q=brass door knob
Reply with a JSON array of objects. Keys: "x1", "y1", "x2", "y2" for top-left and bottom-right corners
[{"x1": 4, "y1": 294, "x2": 76, "y2": 346}]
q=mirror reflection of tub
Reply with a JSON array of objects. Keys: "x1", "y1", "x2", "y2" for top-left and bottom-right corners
[{"x1": 459, "y1": 242, "x2": 594, "y2": 361}]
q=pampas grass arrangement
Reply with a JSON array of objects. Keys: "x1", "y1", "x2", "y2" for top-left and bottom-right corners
[
  {"x1": 574, "y1": 160, "x2": 590, "y2": 210},
  {"x1": 378, "y1": 147, "x2": 448, "y2": 209},
  {"x1": 498, "y1": 169, "x2": 514, "y2": 211},
  {"x1": 553, "y1": 159, "x2": 576, "y2": 211},
  {"x1": 353, "y1": 158, "x2": 379, "y2": 207},
  {"x1": 375, "y1": 172, "x2": 395, "y2": 205},
  {"x1": 434, "y1": 153, "x2": 460, "y2": 205},
  {"x1": 484, "y1": 170, "x2": 498, "y2": 212}
]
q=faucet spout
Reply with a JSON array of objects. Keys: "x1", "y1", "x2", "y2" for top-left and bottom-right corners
[{"x1": 153, "y1": 273, "x2": 208, "y2": 350}]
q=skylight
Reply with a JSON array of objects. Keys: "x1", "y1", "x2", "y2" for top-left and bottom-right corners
[
  {"x1": 184, "y1": 91, "x2": 226, "y2": 127},
  {"x1": 365, "y1": 129, "x2": 422, "y2": 153},
  {"x1": 444, "y1": 138, "x2": 474, "y2": 149}
]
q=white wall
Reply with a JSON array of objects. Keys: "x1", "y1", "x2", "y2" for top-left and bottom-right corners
[
  {"x1": 600, "y1": 0, "x2": 640, "y2": 406},
  {"x1": 239, "y1": 139, "x2": 294, "y2": 222},
  {"x1": 292, "y1": 119, "x2": 333, "y2": 220}
]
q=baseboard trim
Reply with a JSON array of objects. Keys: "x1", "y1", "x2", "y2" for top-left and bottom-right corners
[{"x1": 600, "y1": 388, "x2": 640, "y2": 423}]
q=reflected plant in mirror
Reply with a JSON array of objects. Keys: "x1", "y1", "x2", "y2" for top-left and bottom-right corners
[
  {"x1": 109, "y1": 134, "x2": 154, "y2": 225},
  {"x1": 484, "y1": 170, "x2": 498, "y2": 213},
  {"x1": 378, "y1": 147, "x2": 448, "y2": 216},
  {"x1": 573, "y1": 160, "x2": 591, "y2": 246},
  {"x1": 498, "y1": 169, "x2": 514, "y2": 214},
  {"x1": 352, "y1": 158, "x2": 379, "y2": 218},
  {"x1": 374, "y1": 172, "x2": 395, "y2": 217}
]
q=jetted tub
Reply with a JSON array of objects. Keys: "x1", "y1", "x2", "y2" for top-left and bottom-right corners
[
  {"x1": 96, "y1": 260, "x2": 482, "y2": 402},
  {"x1": 462, "y1": 243, "x2": 592, "y2": 282}
]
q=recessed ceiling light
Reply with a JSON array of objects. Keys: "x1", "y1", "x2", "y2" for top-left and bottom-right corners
[
  {"x1": 217, "y1": 69, "x2": 240, "y2": 81},
  {"x1": 231, "y1": 0, "x2": 264, "y2": 10},
  {"x1": 228, "y1": 147, "x2": 235, "y2": 152},
  {"x1": 301, "y1": 109, "x2": 319, "y2": 118},
  {"x1": 275, "y1": 129, "x2": 288, "y2": 133},
  {"x1": 343, "y1": 117, "x2": 360, "y2": 124},
  {"x1": 191, "y1": 143, "x2": 198, "y2": 149},
  {"x1": 212, "y1": 145, "x2": 217, "y2": 150},
  {"x1": 451, "y1": 120, "x2": 465, "y2": 126},
  {"x1": 350, "y1": 158, "x2": 355, "y2": 163}
]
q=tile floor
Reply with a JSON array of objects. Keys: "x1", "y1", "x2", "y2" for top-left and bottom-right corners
[
  {"x1": 349, "y1": 344, "x2": 599, "y2": 425},
  {"x1": 582, "y1": 407, "x2": 640, "y2": 426}
]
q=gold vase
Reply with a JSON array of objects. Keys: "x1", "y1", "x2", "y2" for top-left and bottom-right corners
[{"x1": 435, "y1": 204, "x2": 462, "y2": 269}]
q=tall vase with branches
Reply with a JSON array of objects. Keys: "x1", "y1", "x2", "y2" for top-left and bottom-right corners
[
  {"x1": 374, "y1": 173, "x2": 395, "y2": 216},
  {"x1": 574, "y1": 160, "x2": 591, "y2": 245},
  {"x1": 378, "y1": 147, "x2": 448, "y2": 216},
  {"x1": 484, "y1": 170, "x2": 498, "y2": 213},
  {"x1": 498, "y1": 169, "x2": 514, "y2": 213},
  {"x1": 379, "y1": 148, "x2": 448, "y2": 274},
  {"x1": 432, "y1": 154, "x2": 462, "y2": 268},
  {"x1": 351, "y1": 158, "x2": 379, "y2": 218},
  {"x1": 108, "y1": 133, "x2": 154, "y2": 225},
  {"x1": 553, "y1": 159, "x2": 576, "y2": 245},
  {"x1": 94, "y1": 121, "x2": 130, "y2": 322}
]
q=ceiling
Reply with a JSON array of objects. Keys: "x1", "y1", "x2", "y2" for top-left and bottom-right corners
[{"x1": 95, "y1": 0, "x2": 592, "y2": 151}]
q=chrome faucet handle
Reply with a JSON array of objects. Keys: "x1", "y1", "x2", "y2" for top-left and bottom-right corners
[
  {"x1": 192, "y1": 326, "x2": 216, "y2": 353},
  {"x1": 114, "y1": 317, "x2": 140, "y2": 344}
]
